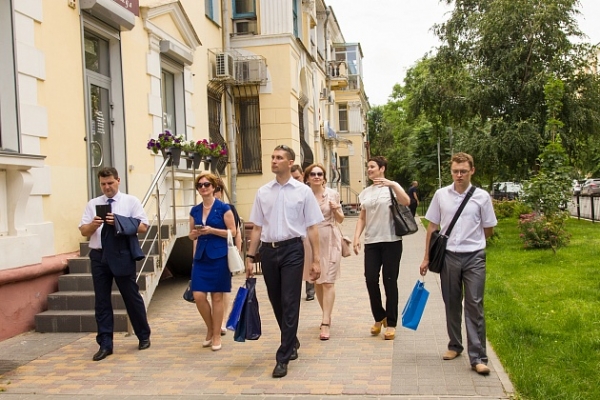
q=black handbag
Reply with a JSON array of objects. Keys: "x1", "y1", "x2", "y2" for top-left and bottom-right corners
[
  {"x1": 182, "y1": 280, "x2": 194, "y2": 303},
  {"x1": 389, "y1": 187, "x2": 418, "y2": 236},
  {"x1": 428, "y1": 186, "x2": 476, "y2": 273}
]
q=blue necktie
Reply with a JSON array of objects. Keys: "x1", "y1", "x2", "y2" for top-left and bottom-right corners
[{"x1": 101, "y1": 199, "x2": 115, "y2": 246}]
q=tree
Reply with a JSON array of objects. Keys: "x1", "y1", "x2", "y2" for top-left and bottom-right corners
[{"x1": 406, "y1": 0, "x2": 600, "y2": 180}]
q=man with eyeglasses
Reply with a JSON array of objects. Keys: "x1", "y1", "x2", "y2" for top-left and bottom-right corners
[
  {"x1": 419, "y1": 152, "x2": 497, "y2": 376},
  {"x1": 291, "y1": 164, "x2": 315, "y2": 302},
  {"x1": 245, "y1": 145, "x2": 323, "y2": 378}
]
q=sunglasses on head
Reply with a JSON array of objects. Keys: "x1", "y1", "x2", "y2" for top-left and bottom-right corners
[
  {"x1": 310, "y1": 172, "x2": 324, "y2": 177},
  {"x1": 196, "y1": 182, "x2": 212, "y2": 189}
]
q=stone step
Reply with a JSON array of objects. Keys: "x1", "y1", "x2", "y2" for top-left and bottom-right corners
[
  {"x1": 46, "y1": 290, "x2": 128, "y2": 311},
  {"x1": 79, "y1": 237, "x2": 166, "y2": 257},
  {"x1": 35, "y1": 309, "x2": 128, "y2": 333},
  {"x1": 58, "y1": 273, "x2": 149, "y2": 291},
  {"x1": 68, "y1": 256, "x2": 159, "y2": 274}
]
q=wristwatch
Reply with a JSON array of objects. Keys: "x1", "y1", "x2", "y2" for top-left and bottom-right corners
[{"x1": 245, "y1": 254, "x2": 256, "y2": 260}]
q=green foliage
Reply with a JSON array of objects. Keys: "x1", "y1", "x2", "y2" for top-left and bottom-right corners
[
  {"x1": 518, "y1": 212, "x2": 570, "y2": 252},
  {"x1": 486, "y1": 218, "x2": 600, "y2": 399},
  {"x1": 492, "y1": 200, "x2": 532, "y2": 219}
]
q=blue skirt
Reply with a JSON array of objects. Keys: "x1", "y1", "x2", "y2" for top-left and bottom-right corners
[{"x1": 191, "y1": 252, "x2": 231, "y2": 293}]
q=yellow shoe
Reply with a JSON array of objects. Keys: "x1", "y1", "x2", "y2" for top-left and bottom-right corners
[
  {"x1": 370, "y1": 318, "x2": 387, "y2": 335},
  {"x1": 384, "y1": 327, "x2": 396, "y2": 340}
]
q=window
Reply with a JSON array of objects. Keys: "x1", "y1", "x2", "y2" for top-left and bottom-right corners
[
  {"x1": 205, "y1": 0, "x2": 220, "y2": 23},
  {"x1": 338, "y1": 103, "x2": 348, "y2": 131},
  {"x1": 0, "y1": 0, "x2": 19, "y2": 151},
  {"x1": 160, "y1": 58, "x2": 185, "y2": 138},
  {"x1": 233, "y1": 0, "x2": 256, "y2": 19},
  {"x1": 208, "y1": 91, "x2": 227, "y2": 174},
  {"x1": 292, "y1": 0, "x2": 299, "y2": 38},
  {"x1": 235, "y1": 95, "x2": 262, "y2": 174},
  {"x1": 340, "y1": 156, "x2": 350, "y2": 185}
]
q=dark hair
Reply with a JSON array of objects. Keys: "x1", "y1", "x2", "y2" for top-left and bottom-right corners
[
  {"x1": 97, "y1": 167, "x2": 119, "y2": 179},
  {"x1": 195, "y1": 172, "x2": 219, "y2": 189},
  {"x1": 291, "y1": 164, "x2": 303, "y2": 173},
  {"x1": 368, "y1": 156, "x2": 387, "y2": 170},
  {"x1": 303, "y1": 163, "x2": 327, "y2": 184},
  {"x1": 450, "y1": 152, "x2": 474, "y2": 169},
  {"x1": 274, "y1": 144, "x2": 295, "y2": 161}
]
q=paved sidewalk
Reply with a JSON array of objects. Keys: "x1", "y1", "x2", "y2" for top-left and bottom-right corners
[{"x1": 0, "y1": 217, "x2": 513, "y2": 399}]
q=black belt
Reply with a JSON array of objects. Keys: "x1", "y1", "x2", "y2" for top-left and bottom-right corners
[{"x1": 261, "y1": 237, "x2": 302, "y2": 248}]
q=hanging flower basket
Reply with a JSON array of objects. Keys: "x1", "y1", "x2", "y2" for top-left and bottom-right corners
[{"x1": 147, "y1": 130, "x2": 184, "y2": 167}]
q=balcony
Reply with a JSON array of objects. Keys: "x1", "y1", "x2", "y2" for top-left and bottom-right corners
[{"x1": 327, "y1": 61, "x2": 348, "y2": 88}]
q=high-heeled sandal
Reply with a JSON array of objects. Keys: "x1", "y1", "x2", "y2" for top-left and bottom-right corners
[
  {"x1": 370, "y1": 318, "x2": 387, "y2": 335},
  {"x1": 202, "y1": 338, "x2": 212, "y2": 348},
  {"x1": 319, "y1": 323, "x2": 330, "y2": 341},
  {"x1": 384, "y1": 327, "x2": 396, "y2": 340}
]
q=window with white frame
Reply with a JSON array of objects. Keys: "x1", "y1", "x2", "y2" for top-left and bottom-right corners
[
  {"x1": 338, "y1": 103, "x2": 348, "y2": 132},
  {"x1": 160, "y1": 58, "x2": 186, "y2": 138},
  {"x1": 0, "y1": 0, "x2": 19, "y2": 151}
]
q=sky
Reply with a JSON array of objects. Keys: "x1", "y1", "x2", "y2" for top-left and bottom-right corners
[{"x1": 325, "y1": 0, "x2": 600, "y2": 106}]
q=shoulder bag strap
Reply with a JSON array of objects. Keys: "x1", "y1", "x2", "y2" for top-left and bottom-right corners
[{"x1": 443, "y1": 186, "x2": 476, "y2": 236}]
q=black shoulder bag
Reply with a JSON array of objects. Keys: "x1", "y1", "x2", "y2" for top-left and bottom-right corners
[
  {"x1": 428, "y1": 186, "x2": 476, "y2": 273},
  {"x1": 389, "y1": 187, "x2": 418, "y2": 236}
]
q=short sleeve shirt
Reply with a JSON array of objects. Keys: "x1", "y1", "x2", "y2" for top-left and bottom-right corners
[
  {"x1": 425, "y1": 183, "x2": 497, "y2": 252},
  {"x1": 358, "y1": 184, "x2": 403, "y2": 244},
  {"x1": 79, "y1": 191, "x2": 148, "y2": 250},
  {"x1": 249, "y1": 177, "x2": 324, "y2": 242}
]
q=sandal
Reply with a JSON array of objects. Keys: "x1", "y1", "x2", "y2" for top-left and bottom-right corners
[
  {"x1": 319, "y1": 323, "x2": 330, "y2": 341},
  {"x1": 384, "y1": 327, "x2": 396, "y2": 340},
  {"x1": 370, "y1": 318, "x2": 387, "y2": 335}
]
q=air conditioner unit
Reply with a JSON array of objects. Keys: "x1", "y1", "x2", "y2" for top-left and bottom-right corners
[
  {"x1": 320, "y1": 88, "x2": 328, "y2": 99},
  {"x1": 236, "y1": 59, "x2": 263, "y2": 82},
  {"x1": 215, "y1": 52, "x2": 234, "y2": 78}
]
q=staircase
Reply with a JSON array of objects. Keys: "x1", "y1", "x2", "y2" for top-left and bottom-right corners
[{"x1": 35, "y1": 156, "x2": 197, "y2": 333}]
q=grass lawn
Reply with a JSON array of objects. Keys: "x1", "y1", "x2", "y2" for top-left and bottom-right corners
[{"x1": 486, "y1": 217, "x2": 600, "y2": 400}]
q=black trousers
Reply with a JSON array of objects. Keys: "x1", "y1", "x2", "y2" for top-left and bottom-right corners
[
  {"x1": 364, "y1": 241, "x2": 403, "y2": 327},
  {"x1": 89, "y1": 249, "x2": 151, "y2": 349},
  {"x1": 260, "y1": 241, "x2": 304, "y2": 364}
]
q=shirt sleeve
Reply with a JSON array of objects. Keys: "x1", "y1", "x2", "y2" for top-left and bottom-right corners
[
  {"x1": 79, "y1": 200, "x2": 96, "y2": 228},
  {"x1": 248, "y1": 188, "x2": 264, "y2": 227},
  {"x1": 424, "y1": 190, "x2": 442, "y2": 225},
  {"x1": 130, "y1": 197, "x2": 149, "y2": 225},
  {"x1": 480, "y1": 191, "x2": 498, "y2": 228},
  {"x1": 304, "y1": 188, "x2": 325, "y2": 227}
]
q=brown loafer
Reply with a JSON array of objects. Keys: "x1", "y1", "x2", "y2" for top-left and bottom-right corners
[
  {"x1": 442, "y1": 350, "x2": 461, "y2": 360},
  {"x1": 472, "y1": 363, "x2": 490, "y2": 375}
]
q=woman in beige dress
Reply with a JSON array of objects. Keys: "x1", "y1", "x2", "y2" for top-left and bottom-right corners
[{"x1": 302, "y1": 163, "x2": 344, "y2": 340}]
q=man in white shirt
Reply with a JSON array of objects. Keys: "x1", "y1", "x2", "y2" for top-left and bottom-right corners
[
  {"x1": 420, "y1": 153, "x2": 497, "y2": 375},
  {"x1": 79, "y1": 167, "x2": 151, "y2": 361},
  {"x1": 245, "y1": 146, "x2": 323, "y2": 378}
]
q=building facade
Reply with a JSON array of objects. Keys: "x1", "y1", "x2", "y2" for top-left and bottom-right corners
[{"x1": 0, "y1": 0, "x2": 369, "y2": 340}]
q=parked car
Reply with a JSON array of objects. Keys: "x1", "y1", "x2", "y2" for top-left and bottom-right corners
[
  {"x1": 581, "y1": 179, "x2": 600, "y2": 196},
  {"x1": 491, "y1": 182, "x2": 523, "y2": 200}
]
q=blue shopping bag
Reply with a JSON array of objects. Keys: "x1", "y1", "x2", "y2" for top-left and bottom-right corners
[
  {"x1": 234, "y1": 278, "x2": 262, "y2": 342},
  {"x1": 226, "y1": 285, "x2": 248, "y2": 331},
  {"x1": 401, "y1": 279, "x2": 430, "y2": 330}
]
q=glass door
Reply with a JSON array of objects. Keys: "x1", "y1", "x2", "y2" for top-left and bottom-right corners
[{"x1": 84, "y1": 32, "x2": 113, "y2": 198}]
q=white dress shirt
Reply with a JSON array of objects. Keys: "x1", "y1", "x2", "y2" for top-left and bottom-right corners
[
  {"x1": 425, "y1": 184, "x2": 497, "y2": 252},
  {"x1": 249, "y1": 177, "x2": 324, "y2": 242},
  {"x1": 79, "y1": 191, "x2": 148, "y2": 250},
  {"x1": 358, "y1": 184, "x2": 403, "y2": 244}
]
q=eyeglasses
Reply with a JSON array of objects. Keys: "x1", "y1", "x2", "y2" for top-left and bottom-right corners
[
  {"x1": 196, "y1": 182, "x2": 212, "y2": 189},
  {"x1": 451, "y1": 169, "x2": 471, "y2": 176},
  {"x1": 309, "y1": 172, "x2": 324, "y2": 177}
]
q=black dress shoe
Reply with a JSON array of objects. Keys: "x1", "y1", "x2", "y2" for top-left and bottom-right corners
[
  {"x1": 306, "y1": 294, "x2": 315, "y2": 301},
  {"x1": 272, "y1": 362, "x2": 288, "y2": 378},
  {"x1": 290, "y1": 346, "x2": 298, "y2": 360},
  {"x1": 138, "y1": 339, "x2": 151, "y2": 350},
  {"x1": 92, "y1": 348, "x2": 113, "y2": 361}
]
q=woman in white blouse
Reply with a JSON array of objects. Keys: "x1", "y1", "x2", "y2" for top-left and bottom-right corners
[{"x1": 353, "y1": 156, "x2": 410, "y2": 340}]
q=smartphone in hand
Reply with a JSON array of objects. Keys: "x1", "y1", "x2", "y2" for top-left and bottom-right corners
[{"x1": 96, "y1": 204, "x2": 112, "y2": 221}]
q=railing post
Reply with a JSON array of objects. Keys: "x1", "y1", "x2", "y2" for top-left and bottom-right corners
[
  {"x1": 591, "y1": 195, "x2": 595, "y2": 223},
  {"x1": 170, "y1": 163, "x2": 177, "y2": 235},
  {"x1": 156, "y1": 185, "x2": 163, "y2": 269}
]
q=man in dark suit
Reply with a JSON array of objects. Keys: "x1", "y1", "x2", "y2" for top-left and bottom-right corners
[{"x1": 79, "y1": 167, "x2": 151, "y2": 361}]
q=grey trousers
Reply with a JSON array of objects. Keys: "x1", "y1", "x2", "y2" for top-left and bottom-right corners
[{"x1": 441, "y1": 249, "x2": 488, "y2": 366}]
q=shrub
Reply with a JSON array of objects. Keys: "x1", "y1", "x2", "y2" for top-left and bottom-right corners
[
  {"x1": 493, "y1": 200, "x2": 532, "y2": 219},
  {"x1": 518, "y1": 212, "x2": 570, "y2": 253}
]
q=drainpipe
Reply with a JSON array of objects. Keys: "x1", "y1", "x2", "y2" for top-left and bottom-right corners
[
  {"x1": 222, "y1": 0, "x2": 237, "y2": 204},
  {"x1": 324, "y1": 8, "x2": 332, "y2": 185}
]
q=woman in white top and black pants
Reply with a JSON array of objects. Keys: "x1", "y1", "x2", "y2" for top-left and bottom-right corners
[{"x1": 353, "y1": 156, "x2": 411, "y2": 340}]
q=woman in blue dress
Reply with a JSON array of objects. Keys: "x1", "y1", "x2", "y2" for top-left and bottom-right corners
[{"x1": 188, "y1": 172, "x2": 237, "y2": 351}]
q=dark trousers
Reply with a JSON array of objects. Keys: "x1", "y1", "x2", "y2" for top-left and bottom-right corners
[
  {"x1": 89, "y1": 249, "x2": 151, "y2": 349},
  {"x1": 364, "y1": 241, "x2": 403, "y2": 327},
  {"x1": 260, "y1": 241, "x2": 304, "y2": 364},
  {"x1": 409, "y1": 201, "x2": 418, "y2": 217},
  {"x1": 441, "y1": 250, "x2": 487, "y2": 366}
]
